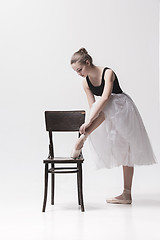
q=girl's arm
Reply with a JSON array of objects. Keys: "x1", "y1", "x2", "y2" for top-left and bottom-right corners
[
  {"x1": 88, "y1": 69, "x2": 114, "y2": 123},
  {"x1": 82, "y1": 78, "x2": 95, "y2": 108},
  {"x1": 80, "y1": 69, "x2": 114, "y2": 134}
]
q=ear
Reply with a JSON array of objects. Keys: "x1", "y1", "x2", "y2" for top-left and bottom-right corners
[{"x1": 85, "y1": 60, "x2": 90, "y2": 66}]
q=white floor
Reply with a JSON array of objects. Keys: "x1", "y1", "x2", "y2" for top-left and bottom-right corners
[
  {"x1": 1, "y1": 147, "x2": 160, "y2": 240},
  {"x1": 1, "y1": 192, "x2": 160, "y2": 240}
]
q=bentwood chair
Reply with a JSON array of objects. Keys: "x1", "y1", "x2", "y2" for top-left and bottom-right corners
[{"x1": 42, "y1": 110, "x2": 85, "y2": 212}]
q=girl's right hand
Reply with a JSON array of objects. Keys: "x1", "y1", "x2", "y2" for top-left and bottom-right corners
[
  {"x1": 79, "y1": 120, "x2": 91, "y2": 134},
  {"x1": 79, "y1": 123, "x2": 86, "y2": 134}
]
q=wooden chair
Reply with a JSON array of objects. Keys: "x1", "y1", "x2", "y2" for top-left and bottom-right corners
[{"x1": 42, "y1": 110, "x2": 85, "y2": 212}]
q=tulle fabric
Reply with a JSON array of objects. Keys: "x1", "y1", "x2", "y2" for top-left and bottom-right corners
[{"x1": 88, "y1": 93, "x2": 157, "y2": 169}]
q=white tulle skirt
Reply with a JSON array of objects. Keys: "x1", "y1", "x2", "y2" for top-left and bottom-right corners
[{"x1": 88, "y1": 93, "x2": 157, "y2": 169}]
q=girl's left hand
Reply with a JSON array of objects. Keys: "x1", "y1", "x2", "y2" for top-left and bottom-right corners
[{"x1": 80, "y1": 120, "x2": 92, "y2": 134}]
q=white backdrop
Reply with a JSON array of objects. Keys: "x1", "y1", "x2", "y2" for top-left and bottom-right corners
[{"x1": 0, "y1": 0, "x2": 160, "y2": 210}]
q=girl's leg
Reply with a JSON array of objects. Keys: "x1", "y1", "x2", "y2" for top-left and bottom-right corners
[
  {"x1": 123, "y1": 166, "x2": 134, "y2": 190},
  {"x1": 114, "y1": 166, "x2": 134, "y2": 200},
  {"x1": 106, "y1": 166, "x2": 134, "y2": 204},
  {"x1": 85, "y1": 111, "x2": 105, "y2": 134},
  {"x1": 74, "y1": 111, "x2": 105, "y2": 150}
]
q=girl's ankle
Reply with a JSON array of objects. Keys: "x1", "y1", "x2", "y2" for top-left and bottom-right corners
[
  {"x1": 123, "y1": 188, "x2": 131, "y2": 194},
  {"x1": 123, "y1": 188, "x2": 132, "y2": 200}
]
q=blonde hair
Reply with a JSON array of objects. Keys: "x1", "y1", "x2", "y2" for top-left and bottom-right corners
[{"x1": 71, "y1": 48, "x2": 93, "y2": 66}]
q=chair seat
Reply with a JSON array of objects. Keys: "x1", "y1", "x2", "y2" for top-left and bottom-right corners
[{"x1": 43, "y1": 156, "x2": 84, "y2": 163}]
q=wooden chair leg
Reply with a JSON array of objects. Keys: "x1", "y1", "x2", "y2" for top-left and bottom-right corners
[
  {"x1": 51, "y1": 164, "x2": 55, "y2": 205},
  {"x1": 77, "y1": 166, "x2": 81, "y2": 205},
  {"x1": 42, "y1": 163, "x2": 49, "y2": 212},
  {"x1": 78, "y1": 163, "x2": 85, "y2": 212}
]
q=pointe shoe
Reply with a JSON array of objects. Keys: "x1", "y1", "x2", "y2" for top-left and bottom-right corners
[
  {"x1": 106, "y1": 189, "x2": 132, "y2": 204},
  {"x1": 70, "y1": 148, "x2": 82, "y2": 158},
  {"x1": 106, "y1": 198, "x2": 132, "y2": 204},
  {"x1": 70, "y1": 133, "x2": 89, "y2": 158}
]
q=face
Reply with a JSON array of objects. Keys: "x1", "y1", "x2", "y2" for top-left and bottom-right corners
[{"x1": 72, "y1": 61, "x2": 89, "y2": 78}]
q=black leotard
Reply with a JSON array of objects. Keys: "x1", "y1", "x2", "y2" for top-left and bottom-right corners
[{"x1": 86, "y1": 67, "x2": 123, "y2": 96}]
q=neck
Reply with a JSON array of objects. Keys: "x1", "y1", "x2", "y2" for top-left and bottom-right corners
[{"x1": 87, "y1": 65, "x2": 101, "y2": 79}]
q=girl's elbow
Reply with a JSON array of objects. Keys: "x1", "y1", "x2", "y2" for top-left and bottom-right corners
[
  {"x1": 102, "y1": 96, "x2": 109, "y2": 103},
  {"x1": 102, "y1": 91, "x2": 112, "y2": 102}
]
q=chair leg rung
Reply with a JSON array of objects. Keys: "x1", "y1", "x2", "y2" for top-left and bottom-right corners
[{"x1": 42, "y1": 162, "x2": 85, "y2": 212}]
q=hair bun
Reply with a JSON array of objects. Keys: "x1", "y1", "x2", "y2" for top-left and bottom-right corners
[
  {"x1": 79, "y1": 48, "x2": 88, "y2": 55},
  {"x1": 71, "y1": 47, "x2": 93, "y2": 65}
]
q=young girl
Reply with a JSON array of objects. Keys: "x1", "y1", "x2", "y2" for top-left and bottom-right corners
[{"x1": 70, "y1": 48, "x2": 156, "y2": 204}]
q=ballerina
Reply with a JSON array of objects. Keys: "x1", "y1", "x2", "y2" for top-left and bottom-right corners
[{"x1": 70, "y1": 48, "x2": 156, "y2": 204}]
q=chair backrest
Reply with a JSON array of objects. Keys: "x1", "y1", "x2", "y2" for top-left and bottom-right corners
[
  {"x1": 45, "y1": 110, "x2": 85, "y2": 132},
  {"x1": 45, "y1": 111, "x2": 86, "y2": 158}
]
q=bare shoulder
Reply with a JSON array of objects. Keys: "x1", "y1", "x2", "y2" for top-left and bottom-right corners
[
  {"x1": 104, "y1": 69, "x2": 115, "y2": 82},
  {"x1": 82, "y1": 78, "x2": 89, "y2": 90}
]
